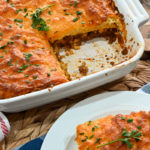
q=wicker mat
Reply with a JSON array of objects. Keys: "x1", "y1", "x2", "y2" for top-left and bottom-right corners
[{"x1": 0, "y1": 4, "x2": 150, "y2": 150}]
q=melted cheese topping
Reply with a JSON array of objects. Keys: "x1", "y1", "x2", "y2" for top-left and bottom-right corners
[
  {"x1": 0, "y1": 1, "x2": 68, "y2": 98},
  {"x1": 0, "y1": 0, "x2": 126, "y2": 98},
  {"x1": 76, "y1": 111, "x2": 150, "y2": 150}
]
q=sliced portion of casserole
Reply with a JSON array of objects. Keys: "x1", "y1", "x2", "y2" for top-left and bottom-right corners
[
  {"x1": 76, "y1": 111, "x2": 150, "y2": 150},
  {"x1": 11, "y1": 0, "x2": 126, "y2": 43},
  {"x1": 0, "y1": 1, "x2": 68, "y2": 98}
]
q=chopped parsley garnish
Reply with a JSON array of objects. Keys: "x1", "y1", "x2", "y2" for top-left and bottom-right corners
[
  {"x1": 127, "y1": 118, "x2": 133, "y2": 123},
  {"x1": 92, "y1": 127, "x2": 95, "y2": 132},
  {"x1": 34, "y1": 64, "x2": 39, "y2": 67},
  {"x1": 25, "y1": 75, "x2": 29, "y2": 77},
  {"x1": 24, "y1": 40, "x2": 27, "y2": 44},
  {"x1": 26, "y1": 80, "x2": 30, "y2": 83},
  {"x1": 96, "y1": 129, "x2": 142, "y2": 149},
  {"x1": 14, "y1": 19, "x2": 23, "y2": 23},
  {"x1": 0, "y1": 38, "x2": 2, "y2": 41},
  {"x1": 95, "y1": 138, "x2": 101, "y2": 144},
  {"x1": 73, "y1": 17, "x2": 78, "y2": 22},
  {"x1": 122, "y1": 116, "x2": 126, "y2": 120},
  {"x1": 0, "y1": 41, "x2": 14, "y2": 49},
  {"x1": 10, "y1": 3, "x2": 14, "y2": 7},
  {"x1": 24, "y1": 53, "x2": 32, "y2": 62},
  {"x1": 137, "y1": 126, "x2": 141, "y2": 129},
  {"x1": 20, "y1": 24, "x2": 23, "y2": 28},
  {"x1": 31, "y1": 4, "x2": 55, "y2": 31},
  {"x1": 48, "y1": 11, "x2": 52, "y2": 15},
  {"x1": 87, "y1": 121, "x2": 92, "y2": 126},
  {"x1": 16, "y1": 34, "x2": 21, "y2": 37},
  {"x1": 80, "y1": 133, "x2": 84, "y2": 135},
  {"x1": 76, "y1": 11, "x2": 82, "y2": 15},
  {"x1": 50, "y1": 69, "x2": 56, "y2": 71},
  {"x1": 24, "y1": 13, "x2": 28, "y2": 17},
  {"x1": 65, "y1": 12, "x2": 69, "y2": 15},
  {"x1": 0, "y1": 56, "x2": 4, "y2": 58},
  {"x1": 24, "y1": 8, "x2": 27, "y2": 12},
  {"x1": 31, "y1": 8, "x2": 49, "y2": 31},
  {"x1": 6, "y1": 0, "x2": 9, "y2": 2},
  {"x1": 8, "y1": 58, "x2": 13, "y2": 66},
  {"x1": 33, "y1": 76, "x2": 38, "y2": 79},
  {"x1": 47, "y1": 73, "x2": 51, "y2": 76},
  {"x1": 89, "y1": 134, "x2": 94, "y2": 139},
  {"x1": 18, "y1": 64, "x2": 28, "y2": 73},
  {"x1": 16, "y1": 8, "x2": 22, "y2": 14},
  {"x1": 9, "y1": 25, "x2": 12, "y2": 28},
  {"x1": 74, "y1": 1, "x2": 78, "y2": 7},
  {"x1": 0, "y1": 32, "x2": 3, "y2": 36},
  {"x1": 10, "y1": 37, "x2": 14, "y2": 40}
]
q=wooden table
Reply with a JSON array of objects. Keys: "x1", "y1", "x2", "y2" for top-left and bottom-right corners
[{"x1": 0, "y1": 3, "x2": 150, "y2": 150}]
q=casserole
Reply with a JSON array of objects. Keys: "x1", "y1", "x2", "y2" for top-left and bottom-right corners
[{"x1": 0, "y1": 0, "x2": 149, "y2": 112}]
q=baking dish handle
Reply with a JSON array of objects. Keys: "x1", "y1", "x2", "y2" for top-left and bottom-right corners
[{"x1": 125, "y1": 0, "x2": 149, "y2": 26}]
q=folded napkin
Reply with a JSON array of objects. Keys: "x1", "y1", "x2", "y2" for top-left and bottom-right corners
[{"x1": 13, "y1": 83, "x2": 150, "y2": 150}]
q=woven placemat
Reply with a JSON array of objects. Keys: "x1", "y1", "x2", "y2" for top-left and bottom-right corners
[{"x1": 0, "y1": 4, "x2": 150, "y2": 150}]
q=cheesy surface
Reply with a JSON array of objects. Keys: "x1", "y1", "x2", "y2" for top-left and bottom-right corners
[
  {"x1": 76, "y1": 111, "x2": 150, "y2": 150},
  {"x1": 0, "y1": 1, "x2": 68, "y2": 98},
  {"x1": 0, "y1": 0, "x2": 126, "y2": 98}
]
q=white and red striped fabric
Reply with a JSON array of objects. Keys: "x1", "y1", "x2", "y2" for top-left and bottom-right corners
[{"x1": 0, "y1": 112, "x2": 10, "y2": 141}]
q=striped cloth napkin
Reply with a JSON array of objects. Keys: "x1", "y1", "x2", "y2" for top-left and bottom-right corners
[{"x1": 14, "y1": 83, "x2": 150, "y2": 150}]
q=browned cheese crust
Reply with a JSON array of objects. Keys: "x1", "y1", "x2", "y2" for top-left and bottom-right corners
[
  {"x1": 0, "y1": 0, "x2": 126, "y2": 98},
  {"x1": 0, "y1": 0, "x2": 68, "y2": 98},
  {"x1": 76, "y1": 111, "x2": 150, "y2": 150}
]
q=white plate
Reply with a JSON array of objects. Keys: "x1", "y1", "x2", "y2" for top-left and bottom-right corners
[{"x1": 41, "y1": 91, "x2": 150, "y2": 150}]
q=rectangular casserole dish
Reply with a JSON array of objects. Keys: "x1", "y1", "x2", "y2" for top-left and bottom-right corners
[{"x1": 0, "y1": 0, "x2": 149, "y2": 112}]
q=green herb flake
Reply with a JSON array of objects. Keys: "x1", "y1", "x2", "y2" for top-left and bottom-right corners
[
  {"x1": 34, "y1": 64, "x2": 39, "y2": 67},
  {"x1": 24, "y1": 8, "x2": 27, "y2": 12},
  {"x1": 0, "y1": 38, "x2": 2, "y2": 41},
  {"x1": 74, "y1": 1, "x2": 78, "y2": 7},
  {"x1": 8, "y1": 58, "x2": 13, "y2": 66},
  {"x1": 50, "y1": 69, "x2": 56, "y2": 71},
  {"x1": 89, "y1": 134, "x2": 94, "y2": 139},
  {"x1": 87, "y1": 121, "x2": 92, "y2": 126},
  {"x1": 26, "y1": 80, "x2": 30, "y2": 83},
  {"x1": 0, "y1": 56, "x2": 4, "y2": 58},
  {"x1": 24, "y1": 53, "x2": 32, "y2": 62},
  {"x1": 73, "y1": 17, "x2": 78, "y2": 22},
  {"x1": 79, "y1": 132, "x2": 84, "y2": 135},
  {"x1": 33, "y1": 76, "x2": 38, "y2": 79},
  {"x1": 10, "y1": 3, "x2": 14, "y2": 7},
  {"x1": 76, "y1": 11, "x2": 82, "y2": 15},
  {"x1": 16, "y1": 34, "x2": 21, "y2": 37},
  {"x1": 127, "y1": 118, "x2": 133, "y2": 123},
  {"x1": 25, "y1": 75, "x2": 29, "y2": 77},
  {"x1": 0, "y1": 32, "x2": 3, "y2": 36},
  {"x1": 24, "y1": 40, "x2": 27, "y2": 44},
  {"x1": 137, "y1": 126, "x2": 142, "y2": 129},
  {"x1": 9, "y1": 25, "x2": 12, "y2": 28},
  {"x1": 14, "y1": 19, "x2": 23, "y2": 23},
  {"x1": 81, "y1": 21, "x2": 86, "y2": 24},
  {"x1": 95, "y1": 138, "x2": 101, "y2": 144},
  {"x1": 47, "y1": 73, "x2": 51, "y2": 76},
  {"x1": 65, "y1": 12, "x2": 69, "y2": 15},
  {"x1": 24, "y1": 13, "x2": 28, "y2": 17},
  {"x1": 10, "y1": 37, "x2": 14, "y2": 40},
  {"x1": 92, "y1": 127, "x2": 95, "y2": 132},
  {"x1": 122, "y1": 116, "x2": 126, "y2": 120},
  {"x1": 6, "y1": 0, "x2": 9, "y2": 2},
  {"x1": 48, "y1": 11, "x2": 52, "y2": 15}
]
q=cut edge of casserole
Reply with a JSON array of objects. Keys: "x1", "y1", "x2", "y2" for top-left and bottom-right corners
[{"x1": 0, "y1": 0, "x2": 127, "y2": 99}]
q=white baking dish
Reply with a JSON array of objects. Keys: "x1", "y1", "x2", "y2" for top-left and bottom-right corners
[{"x1": 0, "y1": 0, "x2": 149, "y2": 112}]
